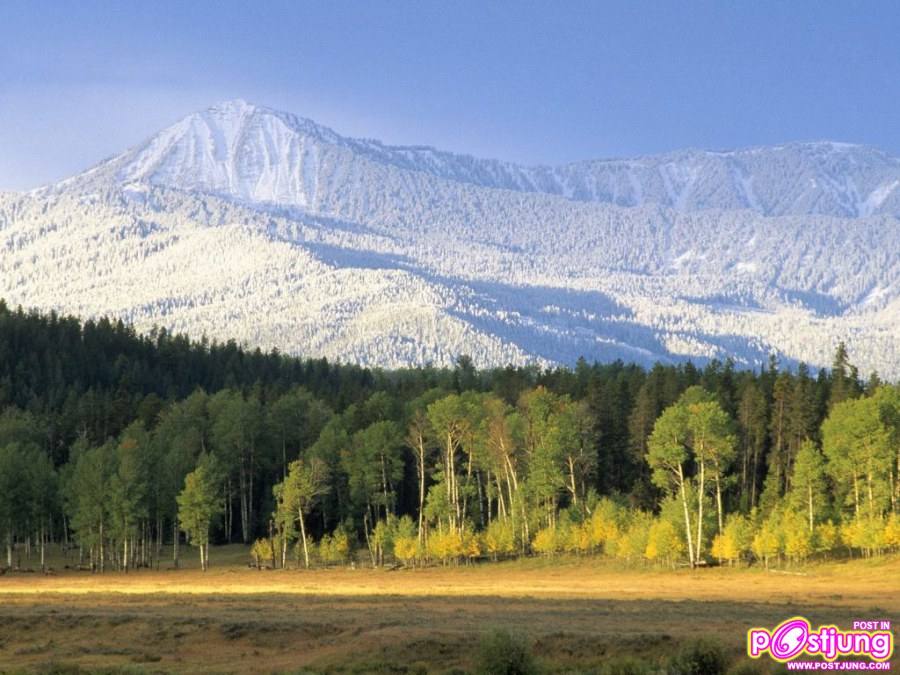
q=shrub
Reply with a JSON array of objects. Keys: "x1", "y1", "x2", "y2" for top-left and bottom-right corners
[
  {"x1": 462, "y1": 527, "x2": 482, "y2": 560},
  {"x1": 394, "y1": 535, "x2": 420, "y2": 565},
  {"x1": 590, "y1": 498, "x2": 624, "y2": 552},
  {"x1": 428, "y1": 529, "x2": 463, "y2": 564},
  {"x1": 250, "y1": 538, "x2": 274, "y2": 569},
  {"x1": 391, "y1": 516, "x2": 419, "y2": 565},
  {"x1": 751, "y1": 520, "x2": 779, "y2": 568},
  {"x1": 668, "y1": 638, "x2": 728, "y2": 675},
  {"x1": 531, "y1": 526, "x2": 559, "y2": 557},
  {"x1": 616, "y1": 512, "x2": 652, "y2": 562},
  {"x1": 712, "y1": 514, "x2": 751, "y2": 565},
  {"x1": 561, "y1": 520, "x2": 591, "y2": 554},
  {"x1": 318, "y1": 530, "x2": 351, "y2": 565},
  {"x1": 883, "y1": 513, "x2": 900, "y2": 549},
  {"x1": 813, "y1": 519, "x2": 840, "y2": 554},
  {"x1": 645, "y1": 519, "x2": 684, "y2": 567},
  {"x1": 475, "y1": 629, "x2": 538, "y2": 675},
  {"x1": 842, "y1": 515, "x2": 884, "y2": 557},
  {"x1": 483, "y1": 518, "x2": 516, "y2": 559}
]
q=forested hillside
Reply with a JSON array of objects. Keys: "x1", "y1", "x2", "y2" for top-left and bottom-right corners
[
  {"x1": 0, "y1": 302, "x2": 897, "y2": 572},
  {"x1": 4, "y1": 100, "x2": 900, "y2": 377}
]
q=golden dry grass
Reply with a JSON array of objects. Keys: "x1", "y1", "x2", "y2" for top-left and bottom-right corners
[{"x1": 1, "y1": 547, "x2": 898, "y2": 673}]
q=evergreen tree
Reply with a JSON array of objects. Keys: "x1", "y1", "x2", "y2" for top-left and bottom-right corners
[
  {"x1": 736, "y1": 381, "x2": 767, "y2": 510},
  {"x1": 829, "y1": 342, "x2": 859, "y2": 410}
]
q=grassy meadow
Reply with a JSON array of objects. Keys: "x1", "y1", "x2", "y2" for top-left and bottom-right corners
[{"x1": 1, "y1": 546, "x2": 897, "y2": 674}]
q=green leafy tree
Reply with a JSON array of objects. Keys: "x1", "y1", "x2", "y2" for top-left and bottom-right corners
[
  {"x1": 788, "y1": 439, "x2": 827, "y2": 532},
  {"x1": 686, "y1": 396, "x2": 736, "y2": 543},
  {"x1": 478, "y1": 395, "x2": 526, "y2": 544},
  {"x1": 209, "y1": 389, "x2": 265, "y2": 544},
  {"x1": 26, "y1": 447, "x2": 58, "y2": 570},
  {"x1": 405, "y1": 393, "x2": 440, "y2": 543},
  {"x1": 823, "y1": 396, "x2": 892, "y2": 519},
  {"x1": 268, "y1": 387, "x2": 331, "y2": 479},
  {"x1": 276, "y1": 457, "x2": 329, "y2": 568},
  {"x1": 647, "y1": 400, "x2": 695, "y2": 565},
  {"x1": 427, "y1": 393, "x2": 473, "y2": 534},
  {"x1": 67, "y1": 441, "x2": 116, "y2": 571},
  {"x1": 0, "y1": 444, "x2": 30, "y2": 568},
  {"x1": 109, "y1": 423, "x2": 150, "y2": 570},
  {"x1": 177, "y1": 453, "x2": 223, "y2": 571},
  {"x1": 519, "y1": 388, "x2": 567, "y2": 529}
]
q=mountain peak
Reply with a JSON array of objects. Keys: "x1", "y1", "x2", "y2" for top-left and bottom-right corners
[
  {"x1": 53, "y1": 100, "x2": 900, "y2": 219},
  {"x1": 210, "y1": 97, "x2": 256, "y2": 111},
  {"x1": 203, "y1": 98, "x2": 262, "y2": 121}
]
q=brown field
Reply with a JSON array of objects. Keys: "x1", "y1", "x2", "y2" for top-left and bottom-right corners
[{"x1": 0, "y1": 547, "x2": 898, "y2": 674}]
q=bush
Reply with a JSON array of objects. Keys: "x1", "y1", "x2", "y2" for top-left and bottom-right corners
[
  {"x1": 712, "y1": 514, "x2": 751, "y2": 565},
  {"x1": 561, "y1": 520, "x2": 591, "y2": 554},
  {"x1": 462, "y1": 527, "x2": 482, "y2": 560},
  {"x1": 475, "y1": 629, "x2": 538, "y2": 675},
  {"x1": 752, "y1": 519, "x2": 780, "y2": 568},
  {"x1": 483, "y1": 518, "x2": 517, "y2": 558},
  {"x1": 883, "y1": 513, "x2": 900, "y2": 549},
  {"x1": 531, "y1": 526, "x2": 559, "y2": 557},
  {"x1": 427, "y1": 529, "x2": 463, "y2": 564},
  {"x1": 616, "y1": 512, "x2": 653, "y2": 562},
  {"x1": 318, "y1": 530, "x2": 351, "y2": 565},
  {"x1": 394, "y1": 534, "x2": 420, "y2": 565},
  {"x1": 668, "y1": 638, "x2": 728, "y2": 675},
  {"x1": 645, "y1": 519, "x2": 685, "y2": 567},
  {"x1": 250, "y1": 538, "x2": 274, "y2": 569},
  {"x1": 590, "y1": 498, "x2": 625, "y2": 552},
  {"x1": 814, "y1": 520, "x2": 840, "y2": 554}
]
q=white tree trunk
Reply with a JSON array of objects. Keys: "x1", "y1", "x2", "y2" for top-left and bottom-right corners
[
  {"x1": 678, "y1": 466, "x2": 695, "y2": 568},
  {"x1": 299, "y1": 510, "x2": 310, "y2": 569},
  {"x1": 696, "y1": 459, "x2": 705, "y2": 564}
]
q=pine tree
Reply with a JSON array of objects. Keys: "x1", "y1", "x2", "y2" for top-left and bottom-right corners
[
  {"x1": 829, "y1": 342, "x2": 859, "y2": 410},
  {"x1": 736, "y1": 382, "x2": 767, "y2": 510}
]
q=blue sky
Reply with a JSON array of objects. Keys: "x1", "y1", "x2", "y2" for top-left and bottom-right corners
[{"x1": 1, "y1": 0, "x2": 898, "y2": 190}]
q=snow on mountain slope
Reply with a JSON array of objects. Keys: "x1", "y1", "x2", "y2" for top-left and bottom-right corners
[
  {"x1": 55, "y1": 100, "x2": 900, "y2": 218},
  {"x1": 0, "y1": 190, "x2": 537, "y2": 368},
  {"x1": 5, "y1": 100, "x2": 900, "y2": 376}
]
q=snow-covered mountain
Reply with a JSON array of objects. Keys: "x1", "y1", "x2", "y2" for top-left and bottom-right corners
[
  {"x1": 62, "y1": 99, "x2": 900, "y2": 218},
  {"x1": 4, "y1": 100, "x2": 899, "y2": 375}
]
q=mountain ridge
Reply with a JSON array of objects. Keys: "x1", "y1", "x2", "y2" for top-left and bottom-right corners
[
  {"x1": 3, "y1": 100, "x2": 899, "y2": 376},
  {"x1": 46, "y1": 99, "x2": 900, "y2": 219}
]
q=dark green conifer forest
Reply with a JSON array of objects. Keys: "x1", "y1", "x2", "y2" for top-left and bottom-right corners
[{"x1": 0, "y1": 300, "x2": 897, "y2": 571}]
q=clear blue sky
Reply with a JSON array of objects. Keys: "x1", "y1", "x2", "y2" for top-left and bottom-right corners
[{"x1": 1, "y1": 0, "x2": 898, "y2": 190}]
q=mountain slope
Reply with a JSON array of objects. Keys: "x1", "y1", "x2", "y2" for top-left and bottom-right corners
[
  {"x1": 58, "y1": 100, "x2": 900, "y2": 218},
  {"x1": 5, "y1": 100, "x2": 900, "y2": 376}
]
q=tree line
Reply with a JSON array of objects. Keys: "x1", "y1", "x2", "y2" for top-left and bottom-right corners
[{"x1": 0, "y1": 302, "x2": 897, "y2": 571}]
